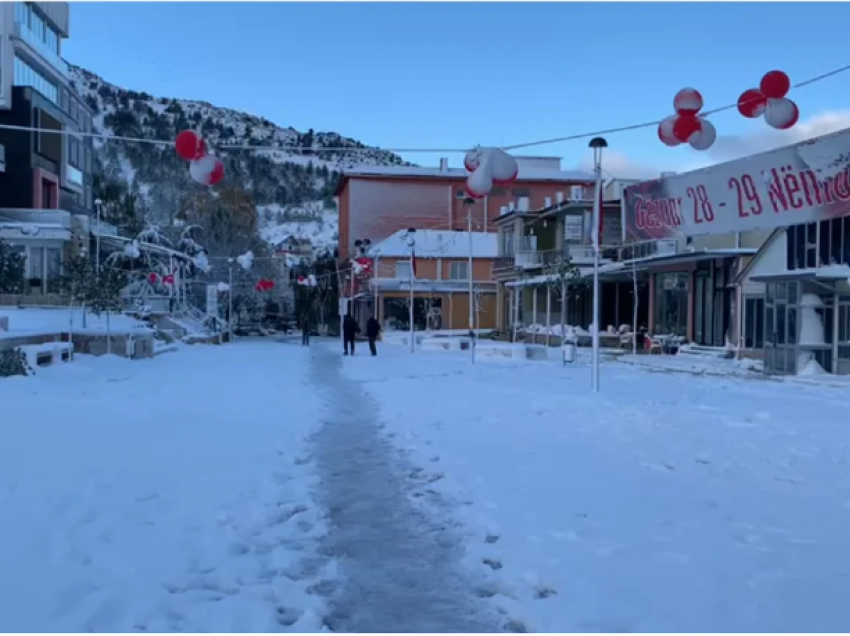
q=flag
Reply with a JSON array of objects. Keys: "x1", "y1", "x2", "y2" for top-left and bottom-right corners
[{"x1": 411, "y1": 249, "x2": 418, "y2": 279}]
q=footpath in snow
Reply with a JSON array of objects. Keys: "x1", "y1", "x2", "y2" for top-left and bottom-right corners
[
  {"x1": 0, "y1": 342, "x2": 329, "y2": 632},
  {"x1": 341, "y1": 343, "x2": 850, "y2": 632},
  {"x1": 308, "y1": 345, "x2": 501, "y2": 632}
]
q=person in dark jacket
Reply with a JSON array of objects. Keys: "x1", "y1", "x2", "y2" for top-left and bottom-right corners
[
  {"x1": 366, "y1": 316, "x2": 381, "y2": 356},
  {"x1": 301, "y1": 315, "x2": 310, "y2": 346},
  {"x1": 342, "y1": 313, "x2": 359, "y2": 355}
]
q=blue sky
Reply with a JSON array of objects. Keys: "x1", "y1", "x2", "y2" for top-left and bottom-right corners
[{"x1": 65, "y1": 2, "x2": 850, "y2": 176}]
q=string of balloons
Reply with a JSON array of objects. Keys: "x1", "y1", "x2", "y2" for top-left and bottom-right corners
[{"x1": 0, "y1": 61, "x2": 844, "y2": 158}]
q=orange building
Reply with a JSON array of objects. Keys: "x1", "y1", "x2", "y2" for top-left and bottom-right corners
[{"x1": 334, "y1": 157, "x2": 596, "y2": 333}]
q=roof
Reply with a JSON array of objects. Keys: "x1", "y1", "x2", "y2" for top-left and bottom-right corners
[
  {"x1": 734, "y1": 228, "x2": 784, "y2": 285},
  {"x1": 493, "y1": 200, "x2": 621, "y2": 226},
  {"x1": 334, "y1": 163, "x2": 594, "y2": 196},
  {"x1": 372, "y1": 229, "x2": 498, "y2": 259}
]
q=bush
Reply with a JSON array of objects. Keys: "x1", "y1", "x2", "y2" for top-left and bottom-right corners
[{"x1": 0, "y1": 348, "x2": 34, "y2": 378}]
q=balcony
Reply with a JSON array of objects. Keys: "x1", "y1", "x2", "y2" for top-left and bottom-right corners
[{"x1": 13, "y1": 20, "x2": 69, "y2": 78}]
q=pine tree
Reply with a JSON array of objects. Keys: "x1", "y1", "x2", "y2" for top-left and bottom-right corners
[{"x1": 0, "y1": 239, "x2": 25, "y2": 294}]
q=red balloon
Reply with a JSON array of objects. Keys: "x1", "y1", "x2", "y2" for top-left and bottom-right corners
[
  {"x1": 148, "y1": 272, "x2": 159, "y2": 284},
  {"x1": 672, "y1": 114, "x2": 701, "y2": 143},
  {"x1": 208, "y1": 158, "x2": 225, "y2": 185},
  {"x1": 175, "y1": 130, "x2": 205, "y2": 160},
  {"x1": 737, "y1": 89, "x2": 767, "y2": 118},
  {"x1": 760, "y1": 70, "x2": 791, "y2": 100}
]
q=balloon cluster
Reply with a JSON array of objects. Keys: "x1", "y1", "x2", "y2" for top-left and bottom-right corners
[
  {"x1": 737, "y1": 70, "x2": 799, "y2": 130},
  {"x1": 175, "y1": 130, "x2": 225, "y2": 186},
  {"x1": 657, "y1": 88, "x2": 717, "y2": 151},
  {"x1": 352, "y1": 256, "x2": 373, "y2": 277},
  {"x1": 147, "y1": 271, "x2": 175, "y2": 285},
  {"x1": 255, "y1": 279, "x2": 275, "y2": 292},
  {"x1": 463, "y1": 147, "x2": 519, "y2": 198},
  {"x1": 297, "y1": 274, "x2": 318, "y2": 287}
]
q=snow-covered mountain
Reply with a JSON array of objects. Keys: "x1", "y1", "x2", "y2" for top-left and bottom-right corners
[{"x1": 69, "y1": 65, "x2": 410, "y2": 254}]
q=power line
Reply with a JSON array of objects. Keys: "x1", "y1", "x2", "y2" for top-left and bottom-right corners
[{"x1": 3, "y1": 61, "x2": 847, "y2": 156}]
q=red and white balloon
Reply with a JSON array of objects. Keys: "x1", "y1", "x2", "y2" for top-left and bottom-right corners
[
  {"x1": 736, "y1": 70, "x2": 799, "y2": 130},
  {"x1": 297, "y1": 274, "x2": 317, "y2": 287},
  {"x1": 658, "y1": 87, "x2": 716, "y2": 151},
  {"x1": 463, "y1": 147, "x2": 519, "y2": 198},
  {"x1": 175, "y1": 130, "x2": 225, "y2": 186}
]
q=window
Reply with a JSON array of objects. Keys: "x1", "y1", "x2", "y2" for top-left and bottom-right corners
[
  {"x1": 15, "y1": 2, "x2": 30, "y2": 27},
  {"x1": 654, "y1": 272, "x2": 689, "y2": 336},
  {"x1": 28, "y1": 247, "x2": 44, "y2": 279},
  {"x1": 13, "y1": 55, "x2": 58, "y2": 104},
  {"x1": 46, "y1": 247, "x2": 61, "y2": 280},
  {"x1": 744, "y1": 296, "x2": 765, "y2": 348},
  {"x1": 449, "y1": 261, "x2": 469, "y2": 280},
  {"x1": 395, "y1": 260, "x2": 412, "y2": 280},
  {"x1": 68, "y1": 136, "x2": 81, "y2": 168}
]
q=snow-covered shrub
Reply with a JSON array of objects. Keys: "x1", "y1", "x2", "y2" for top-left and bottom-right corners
[{"x1": 0, "y1": 348, "x2": 33, "y2": 378}]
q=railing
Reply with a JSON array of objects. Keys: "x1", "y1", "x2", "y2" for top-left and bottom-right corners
[
  {"x1": 617, "y1": 238, "x2": 680, "y2": 261},
  {"x1": 515, "y1": 250, "x2": 542, "y2": 268},
  {"x1": 13, "y1": 20, "x2": 69, "y2": 77},
  {"x1": 493, "y1": 256, "x2": 515, "y2": 271}
]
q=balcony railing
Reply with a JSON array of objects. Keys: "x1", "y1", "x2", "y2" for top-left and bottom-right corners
[
  {"x1": 66, "y1": 164, "x2": 83, "y2": 187},
  {"x1": 13, "y1": 20, "x2": 69, "y2": 78},
  {"x1": 617, "y1": 238, "x2": 680, "y2": 261}
]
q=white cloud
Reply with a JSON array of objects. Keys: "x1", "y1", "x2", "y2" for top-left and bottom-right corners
[{"x1": 570, "y1": 111, "x2": 850, "y2": 180}]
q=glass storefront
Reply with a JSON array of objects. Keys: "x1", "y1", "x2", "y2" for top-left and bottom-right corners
[
  {"x1": 654, "y1": 272, "x2": 689, "y2": 336},
  {"x1": 764, "y1": 280, "x2": 841, "y2": 375}
]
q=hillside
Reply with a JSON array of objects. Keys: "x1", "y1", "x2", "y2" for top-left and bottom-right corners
[{"x1": 69, "y1": 65, "x2": 410, "y2": 255}]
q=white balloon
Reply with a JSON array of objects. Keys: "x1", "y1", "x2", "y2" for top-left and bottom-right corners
[
  {"x1": 764, "y1": 97, "x2": 799, "y2": 130},
  {"x1": 490, "y1": 148, "x2": 519, "y2": 183},
  {"x1": 466, "y1": 167, "x2": 493, "y2": 198},
  {"x1": 688, "y1": 117, "x2": 717, "y2": 151},
  {"x1": 463, "y1": 149, "x2": 481, "y2": 173},
  {"x1": 658, "y1": 115, "x2": 682, "y2": 147},
  {"x1": 189, "y1": 155, "x2": 217, "y2": 185}
]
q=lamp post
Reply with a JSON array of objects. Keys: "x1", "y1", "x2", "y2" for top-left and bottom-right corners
[
  {"x1": 464, "y1": 197, "x2": 477, "y2": 364},
  {"x1": 589, "y1": 136, "x2": 608, "y2": 393},
  {"x1": 94, "y1": 198, "x2": 103, "y2": 278},
  {"x1": 405, "y1": 229, "x2": 416, "y2": 353}
]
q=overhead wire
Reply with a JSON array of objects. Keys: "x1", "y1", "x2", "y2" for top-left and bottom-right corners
[{"x1": 2, "y1": 61, "x2": 848, "y2": 156}]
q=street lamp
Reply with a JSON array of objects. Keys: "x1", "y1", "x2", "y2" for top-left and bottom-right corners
[{"x1": 589, "y1": 136, "x2": 608, "y2": 393}]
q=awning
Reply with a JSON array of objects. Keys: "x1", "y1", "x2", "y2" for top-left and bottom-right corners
[{"x1": 750, "y1": 265, "x2": 850, "y2": 284}]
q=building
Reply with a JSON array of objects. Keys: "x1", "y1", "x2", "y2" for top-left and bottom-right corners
[
  {"x1": 0, "y1": 2, "x2": 95, "y2": 295},
  {"x1": 334, "y1": 156, "x2": 596, "y2": 261},
  {"x1": 738, "y1": 219, "x2": 850, "y2": 375},
  {"x1": 492, "y1": 191, "x2": 626, "y2": 335},
  {"x1": 364, "y1": 229, "x2": 498, "y2": 332},
  {"x1": 274, "y1": 235, "x2": 313, "y2": 261}
]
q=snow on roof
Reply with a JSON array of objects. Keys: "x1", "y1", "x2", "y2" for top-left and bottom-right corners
[
  {"x1": 342, "y1": 165, "x2": 593, "y2": 183},
  {"x1": 373, "y1": 229, "x2": 498, "y2": 259}
]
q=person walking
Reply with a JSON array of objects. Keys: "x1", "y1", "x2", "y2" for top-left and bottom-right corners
[
  {"x1": 301, "y1": 315, "x2": 311, "y2": 346},
  {"x1": 366, "y1": 315, "x2": 381, "y2": 356},
  {"x1": 343, "y1": 313, "x2": 359, "y2": 355}
]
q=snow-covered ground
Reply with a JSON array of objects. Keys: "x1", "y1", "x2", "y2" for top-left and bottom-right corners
[
  {"x1": 341, "y1": 344, "x2": 850, "y2": 632},
  {"x1": 0, "y1": 344, "x2": 328, "y2": 632},
  {"x1": 6, "y1": 337, "x2": 850, "y2": 632}
]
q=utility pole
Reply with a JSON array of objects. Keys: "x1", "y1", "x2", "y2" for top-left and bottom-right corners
[
  {"x1": 405, "y1": 229, "x2": 417, "y2": 353},
  {"x1": 466, "y1": 199, "x2": 476, "y2": 364}
]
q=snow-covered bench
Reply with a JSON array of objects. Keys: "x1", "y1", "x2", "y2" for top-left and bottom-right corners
[
  {"x1": 20, "y1": 342, "x2": 74, "y2": 368},
  {"x1": 420, "y1": 337, "x2": 465, "y2": 352},
  {"x1": 476, "y1": 342, "x2": 527, "y2": 360},
  {"x1": 677, "y1": 343, "x2": 734, "y2": 359}
]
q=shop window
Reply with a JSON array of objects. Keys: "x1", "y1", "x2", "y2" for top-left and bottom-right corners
[
  {"x1": 744, "y1": 296, "x2": 764, "y2": 348},
  {"x1": 654, "y1": 272, "x2": 689, "y2": 336}
]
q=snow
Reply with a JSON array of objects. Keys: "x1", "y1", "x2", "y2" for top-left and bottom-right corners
[
  {"x1": 8, "y1": 335, "x2": 850, "y2": 631},
  {"x1": 340, "y1": 344, "x2": 850, "y2": 632},
  {"x1": 374, "y1": 229, "x2": 498, "y2": 258},
  {"x1": 259, "y1": 202, "x2": 338, "y2": 253},
  {"x1": 0, "y1": 343, "x2": 328, "y2": 632},
  {"x1": 0, "y1": 308, "x2": 153, "y2": 339}
]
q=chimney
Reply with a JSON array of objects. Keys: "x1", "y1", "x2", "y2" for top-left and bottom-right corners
[
  {"x1": 439, "y1": 157, "x2": 448, "y2": 172},
  {"x1": 555, "y1": 191, "x2": 564, "y2": 204},
  {"x1": 544, "y1": 196, "x2": 552, "y2": 208},
  {"x1": 499, "y1": 205, "x2": 508, "y2": 216},
  {"x1": 508, "y1": 201, "x2": 516, "y2": 212},
  {"x1": 518, "y1": 197, "x2": 530, "y2": 212}
]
